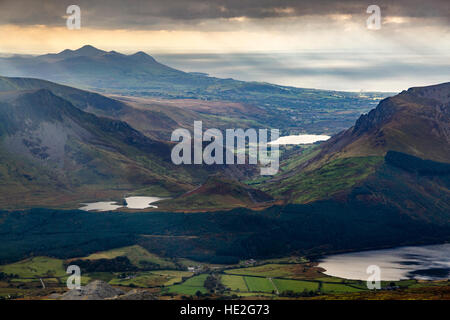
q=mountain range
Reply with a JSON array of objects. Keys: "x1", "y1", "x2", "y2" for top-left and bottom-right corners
[
  {"x1": 0, "y1": 75, "x2": 270, "y2": 141},
  {"x1": 0, "y1": 47, "x2": 448, "y2": 262},
  {"x1": 0, "y1": 45, "x2": 389, "y2": 136},
  {"x1": 0, "y1": 72, "x2": 448, "y2": 230},
  {"x1": 0, "y1": 69, "x2": 449, "y2": 220},
  {"x1": 0, "y1": 75, "x2": 268, "y2": 209}
]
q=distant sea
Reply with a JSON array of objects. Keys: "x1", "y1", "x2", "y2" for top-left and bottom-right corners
[{"x1": 154, "y1": 51, "x2": 450, "y2": 92}]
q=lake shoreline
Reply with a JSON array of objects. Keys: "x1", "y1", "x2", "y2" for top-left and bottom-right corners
[
  {"x1": 80, "y1": 196, "x2": 167, "y2": 212},
  {"x1": 318, "y1": 243, "x2": 450, "y2": 281}
]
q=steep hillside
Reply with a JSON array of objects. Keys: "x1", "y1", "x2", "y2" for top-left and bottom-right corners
[
  {"x1": 158, "y1": 175, "x2": 274, "y2": 211},
  {"x1": 310, "y1": 82, "x2": 450, "y2": 165},
  {"x1": 0, "y1": 75, "x2": 126, "y2": 115},
  {"x1": 262, "y1": 83, "x2": 450, "y2": 223},
  {"x1": 0, "y1": 88, "x2": 211, "y2": 209}
]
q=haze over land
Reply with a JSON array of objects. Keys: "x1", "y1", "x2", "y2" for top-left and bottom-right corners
[{"x1": 0, "y1": 0, "x2": 448, "y2": 91}]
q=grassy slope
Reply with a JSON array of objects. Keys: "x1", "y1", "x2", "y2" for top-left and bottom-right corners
[
  {"x1": 332, "y1": 96, "x2": 450, "y2": 164},
  {"x1": 258, "y1": 83, "x2": 450, "y2": 220},
  {"x1": 109, "y1": 270, "x2": 193, "y2": 288},
  {"x1": 0, "y1": 77, "x2": 270, "y2": 141},
  {"x1": 0, "y1": 257, "x2": 65, "y2": 278},
  {"x1": 159, "y1": 175, "x2": 273, "y2": 211},
  {"x1": 264, "y1": 156, "x2": 382, "y2": 203},
  {"x1": 80, "y1": 245, "x2": 177, "y2": 270},
  {"x1": 166, "y1": 274, "x2": 208, "y2": 295},
  {"x1": 0, "y1": 88, "x2": 218, "y2": 209}
]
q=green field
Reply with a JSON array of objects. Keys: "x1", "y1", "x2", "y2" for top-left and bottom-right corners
[
  {"x1": 225, "y1": 264, "x2": 298, "y2": 278},
  {"x1": 273, "y1": 279, "x2": 319, "y2": 293},
  {"x1": 83, "y1": 272, "x2": 115, "y2": 283},
  {"x1": 82, "y1": 245, "x2": 177, "y2": 269},
  {"x1": 176, "y1": 257, "x2": 226, "y2": 269},
  {"x1": 151, "y1": 270, "x2": 194, "y2": 286},
  {"x1": 321, "y1": 282, "x2": 366, "y2": 294},
  {"x1": 109, "y1": 270, "x2": 193, "y2": 288},
  {"x1": 166, "y1": 274, "x2": 208, "y2": 295},
  {"x1": 0, "y1": 257, "x2": 65, "y2": 279},
  {"x1": 59, "y1": 274, "x2": 92, "y2": 286},
  {"x1": 221, "y1": 275, "x2": 248, "y2": 292},
  {"x1": 230, "y1": 292, "x2": 276, "y2": 297},
  {"x1": 315, "y1": 276, "x2": 347, "y2": 283},
  {"x1": 0, "y1": 286, "x2": 40, "y2": 299},
  {"x1": 244, "y1": 277, "x2": 276, "y2": 293}
]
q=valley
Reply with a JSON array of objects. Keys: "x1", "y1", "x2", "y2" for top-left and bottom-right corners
[
  {"x1": 0, "y1": 46, "x2": 448, "y2": 301},
  {"x1": 1, "y1": 244, "x2": 448, "y2": 300}
]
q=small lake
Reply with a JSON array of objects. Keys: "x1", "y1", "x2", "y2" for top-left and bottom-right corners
[
  {"x1": 319, "y1": 243, "x2": 450, "y2": 281},
  {"x1": 125, "y1": 196, "x2": 163, "y2": 209},
  {"x1": 79, "y1": 196, "x2": 165, "y2": 212},
  {"x1": 269, "y1": 134, "x2": 331, "y2": 145}
]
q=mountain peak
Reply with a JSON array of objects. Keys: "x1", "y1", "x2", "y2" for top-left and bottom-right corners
[
  {"x1": 130, "y1": 51, "x2": 156, "y2": 62},
  {"x1": 73, "y1": 45, "x2": 106, "y2": 56},
  {"x1": 353, "y1": 82, "x2": 450, "y2": 137},
  {"x1": 316, "y1": 82, "x2": 450, "y2": 164},
  {"x1": 406, "y1": 82, "x2": 450, "y2": 105},
  {"x1": 52, "y1": 45, "x2": 106, "y2": 59}
]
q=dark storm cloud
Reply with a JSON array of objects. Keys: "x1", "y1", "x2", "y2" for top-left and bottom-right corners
[{"x1": 0, "y1": 0, "x2": 448, "y2": 28}]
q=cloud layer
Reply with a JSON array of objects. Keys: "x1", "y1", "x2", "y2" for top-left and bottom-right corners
[
  {"x1": 0, "y1": 1, "x2": 447, "y2": 91},
  {"x1": 0, "y1": 0, "x2": 448, "y2": 29}
]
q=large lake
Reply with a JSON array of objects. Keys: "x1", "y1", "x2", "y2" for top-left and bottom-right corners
[
  {"x1": 80, "y1": 196, "x2": 165, "y2": 212},
  {"x1": 319, "y1": 243, "x2": 450, "y2": 281}
]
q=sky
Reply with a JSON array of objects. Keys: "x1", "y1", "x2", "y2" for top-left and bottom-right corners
[{"x1": 0, "y1": 0, "x2": 448, "y2": 91}]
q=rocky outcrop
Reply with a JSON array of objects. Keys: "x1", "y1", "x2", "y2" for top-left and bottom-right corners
[
  {"x1": 305, "y1": 82, "x2": 450, "y2": 165},
  {"x1": 58, "y1": 280, "x2": 125, "y2": 300},
  {"x1": 51, "y1": 280, "x2": 157, "y2": 300},
  {"x1": 352, "y1": 98, "x2": 397, "y2": 136},
  {"x1": 107, "y1": 289, "x2": 156, "y2": 300}
]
